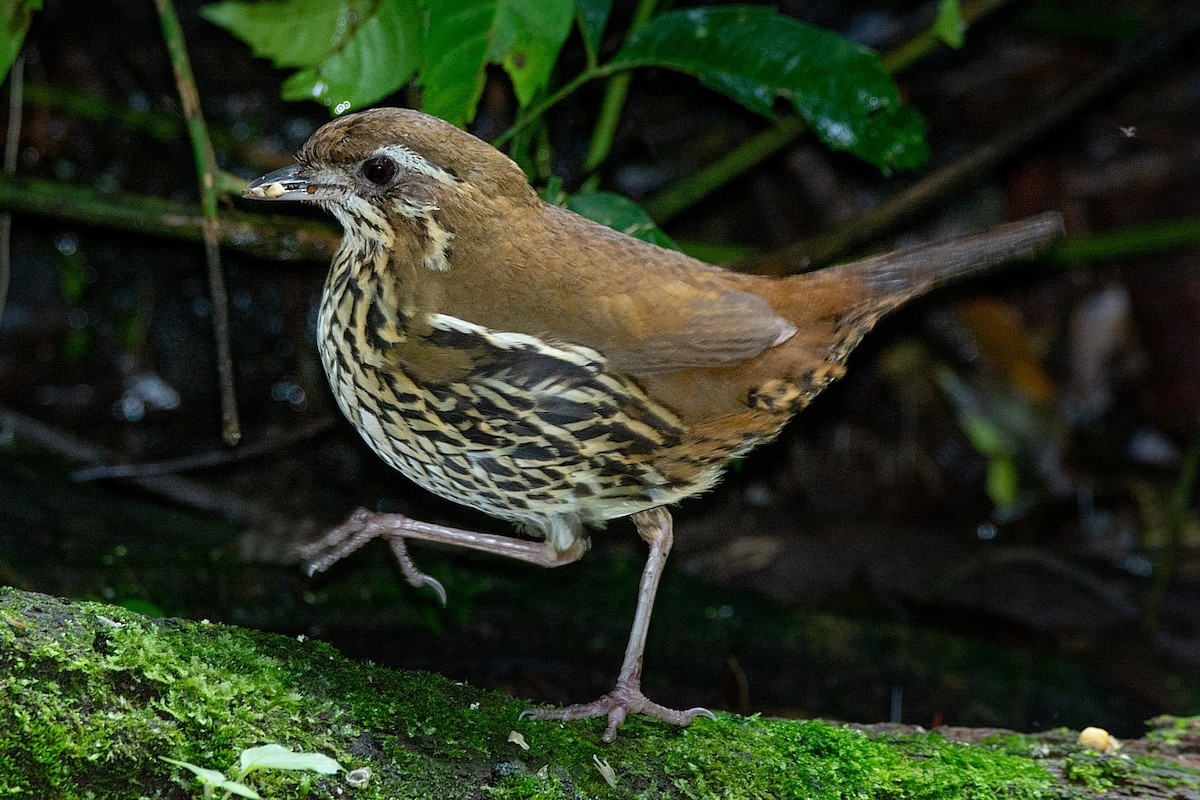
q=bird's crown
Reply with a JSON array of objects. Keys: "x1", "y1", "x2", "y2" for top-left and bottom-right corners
[{"x1": 295, "y1": 108, "x2": 532, "y2": 205}]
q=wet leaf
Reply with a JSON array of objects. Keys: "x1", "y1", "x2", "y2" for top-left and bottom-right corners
[
  {"x1": 203, "y1": 0, "x2": 421, "y2": 115},
  {"x1": 421, "y1": 0, "x2": 574, "y2": 125},
  {"x1": 612, "y1": 6, "x2": 928, "y2": 172}
]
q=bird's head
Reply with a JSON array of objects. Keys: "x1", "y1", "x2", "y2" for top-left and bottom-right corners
[{"x1": 244, "y1": 108, "x2": 537, "y2": 243}]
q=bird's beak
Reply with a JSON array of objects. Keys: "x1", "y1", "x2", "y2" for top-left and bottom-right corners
[{"x1": 243, "y1": 164, "x2": 318, "y2": 202}]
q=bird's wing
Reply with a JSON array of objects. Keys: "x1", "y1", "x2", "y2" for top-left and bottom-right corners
[
  {"x1": 494, "y1": 206, "x2": 799, "y2": 376},
  {"x1": 593, "y1": 278, "x2": 798, "y2": 375},
  {"x1": 416, "y1": 204, "x2": 797, "y2": 377}
]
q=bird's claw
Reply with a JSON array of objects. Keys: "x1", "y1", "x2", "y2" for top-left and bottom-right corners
[
  {"x1": 521, "y1": 685, "x2": 714, "y2": 743},
  {"x1": 387, "y1": 533, "x2": 448, "y2": 606}
]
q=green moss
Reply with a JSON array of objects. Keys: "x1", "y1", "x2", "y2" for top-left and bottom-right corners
[
  {"x1": 1059, "y1": 754, "x2": 1133, "y2": 790},
  {"x1": 1145, "y1": 714, "x2": 1200, "y2": 746},
  {"x1": 0, "y1": 587, "x2": 1190, "y2": 799}
]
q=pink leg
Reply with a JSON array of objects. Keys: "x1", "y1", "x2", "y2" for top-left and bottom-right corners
[
  {"x1": 297, "y1": 508, "x2": 587, "y2": 606},
  {"x1": 521, "y1": 507, "x2": 715, "y2": 742}
]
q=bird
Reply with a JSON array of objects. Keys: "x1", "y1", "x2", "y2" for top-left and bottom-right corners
[{"x1": 245, "y1": 107, "x2": 1063, "y2": 742}]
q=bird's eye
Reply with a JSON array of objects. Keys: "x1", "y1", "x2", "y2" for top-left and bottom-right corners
[{"x1": 361, "y1": 156, "x2": 398, "y2": 186}]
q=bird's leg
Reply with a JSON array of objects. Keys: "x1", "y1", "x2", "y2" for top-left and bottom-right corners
[
  {"x1": 298, "y1": 508, "x2": 588, "y2": 606},
  {"x1": 521, "y1": 507, "x2": 715, "y2": 742}
]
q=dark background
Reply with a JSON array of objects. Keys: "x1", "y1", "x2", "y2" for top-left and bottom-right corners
[{"x1": 2, "y1": 0, "x2": 1198, "y2": 739}]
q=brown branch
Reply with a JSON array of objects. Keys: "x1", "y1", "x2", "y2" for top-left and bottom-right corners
[
  {"x1": 0, "y1": 54, "x2": 22, "y2": 329},
  {"x1": 72, "y1": 417, "x2": 336, "y2": 482},
  {"x1": 0, "y1": 405, "x2": 299, "y2": 539},
  {"x1": 0, "y1": 174, "x2": 340, "y2": 261}
]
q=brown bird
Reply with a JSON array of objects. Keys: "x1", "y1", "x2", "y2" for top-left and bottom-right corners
[{"x1": 245, "y1": 107, "x2": 1063, "y2": 742}]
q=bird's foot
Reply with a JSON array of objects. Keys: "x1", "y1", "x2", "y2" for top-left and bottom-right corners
[{"x1": 521, "y1": 683, "x2": 715, "y2": 743}]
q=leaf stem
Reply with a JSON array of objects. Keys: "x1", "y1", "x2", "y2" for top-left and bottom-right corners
[
  {"x1": 580, "y1": 0, "x2": 659, "y2": 185},
  {"x1": 493, "y1": 1, "x2": 657, "y2": 156},
  {"x1": 641, "y1": 116, "x2": 805, "y2": 222},
  {"x1": 494, "y1": 64, "x2": 618, "y2": 149},
  {"x1": 881, "y1": 0, "x2": 1012, "y2": 74}
]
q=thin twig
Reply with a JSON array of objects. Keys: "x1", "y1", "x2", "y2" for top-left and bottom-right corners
[
  {"x1": 925, "y1": 545, "x2": 1140, "y2": 621},
  {"x1": 1041, "y1": 217, "x2": 1200, "y2": 265},
  {"x1": 154, "y1": 0, "x2": 241, "y2": 446},
  {"x1": 0, "y1": 54, "x2": 23, "y2": 330},
  {"x1": 72, "y1": 417, "x2": 336, "y2": 482},
  {"x1": 0, "y1": 405, "x2": 276, "y2": 529},
  {"x1": 741, "y1": 6, "x2": 1200, "y2": 274}
]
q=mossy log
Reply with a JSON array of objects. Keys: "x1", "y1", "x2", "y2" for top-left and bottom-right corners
[{"x1": 1, "y1": 586, "x2": 1197, "y2": 799}]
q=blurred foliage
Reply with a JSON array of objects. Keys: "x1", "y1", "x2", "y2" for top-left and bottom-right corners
[
  {"x1": 934, "y1": 0, "x2": 966, "y2": 48},
  {"x1": 0, "y1": 1, "x2": 936, "y2": 247},
  {"x1": 198, "y1": 1, "x2": 929, "y2": 168},
  {"x1": 605, "y1": 6, "x2": 928, "y2": 172},
  {"x1": 0, "y1": 0, "x2": 39, "y2": 79},
  {"x1": 190, "y1": 0, "x2": 933, "y2": 252}
]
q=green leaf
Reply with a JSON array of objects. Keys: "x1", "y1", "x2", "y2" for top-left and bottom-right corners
[
  {"x1": 612, "y1": 6, "x2": 928, "y2": 173},
  {"x1": 985, "y1": 456, "x2": 1019, "y2": 508},
  {"x1": 282, "y1": 0, "x2": 422, "y2": 115},
  {"x1": 575, "y1": 0, "x2": 613, "y2": 60},
  {"x1": 934, "y1": 0, "x2": 965, "y2": 49},
  {"x1": 565, "y1": 191, "x2": 680, "y2": 251},
  {"x1": 422, "y1": 0, "x2": 574, "y2": 125},
  {"x1": 201, "y1": 0, "x2": 371, "y2": 68},
  {"x1": 161, "y1": 757, "x2": 263, "y2": 800},
  {"x1": 203, "y1": 0, "x2": 421, "y2": 115},
  {"x1": 0, "y1": 0, "x2": 40, "y2": 82},
  {"x1": 960, "y1": 415, "x2": 1008, "y2": 458},
  {"x1": 239, "y1": 743, "x2": 343, "y2": 775}
]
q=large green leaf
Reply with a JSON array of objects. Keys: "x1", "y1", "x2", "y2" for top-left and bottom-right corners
[
  {"x1": 421, "y1": 0, "x2": 574, "y2": 125},
  {"x1": 612, "y1": 6, "x2": 927, "y2": 172},
  {"x1": 0, "y1": 0, "x2": 40, "y2": 82},
  {"x1": 201, "y1": 0, "x2": 371, "y2": 68},
  {"x1": 282, "y1": 0, "x2": 421, "y2": 114},
  {"x1": 203, "y1": 0, "x2": 421, "y2": 115}
]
